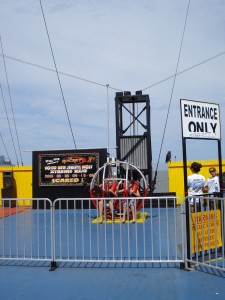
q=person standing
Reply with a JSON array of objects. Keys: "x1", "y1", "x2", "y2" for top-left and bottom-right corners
[
  {"x1": 205, "y1": 167, "x2": 220, "y2": 210},
  {"x1": 205, "y1": 167, "x2": 220, "y2": 195},
  {"x1": 187, "y1": 162, "x2": 205, "y2": 213}
]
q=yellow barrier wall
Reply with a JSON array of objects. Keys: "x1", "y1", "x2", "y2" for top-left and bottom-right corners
[
  {"x1": 168, "y1": 160, "x2": 225, "y2": 200},
  {"x1": 0, "y1": 161, "x2": 224, "y2": 206},
  {"x1": 0, "y1": 165, "x2": 32, "y2": 206}
]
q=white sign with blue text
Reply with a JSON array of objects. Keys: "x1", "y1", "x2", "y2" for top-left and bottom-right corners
[{"x1": 180, "y1": 99, "x2": 221, "y2": 140}]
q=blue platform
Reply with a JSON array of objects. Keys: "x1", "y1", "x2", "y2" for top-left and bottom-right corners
[{"x1": 0, "y1": 205, "x2": 225, "y2": 299}]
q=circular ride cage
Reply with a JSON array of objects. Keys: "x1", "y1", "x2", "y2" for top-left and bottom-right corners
[{"x1": 90, "y1": 159, "x2": 149, "y2": 219}]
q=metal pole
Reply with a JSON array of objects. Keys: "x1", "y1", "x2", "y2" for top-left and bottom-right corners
[
  {"x1": 183, "y1": 138, "x2": 188, "y2": 195},
  {"x1": 218, "y1": 140, "x2": 223, "y2": 196},
  {"x1": 106, "y1": 84, "x2": 110, "y2": 153},
  {"x1": 132, "y1": 101, "x2": 135, "y2": 135},
  {"x1": 182, "y1": 138, "x2": 191, "y2": 267}
]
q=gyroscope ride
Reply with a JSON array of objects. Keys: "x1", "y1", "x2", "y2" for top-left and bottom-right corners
[{"x1": 90, "y1": 158, "x2": 149, "y2": 221}]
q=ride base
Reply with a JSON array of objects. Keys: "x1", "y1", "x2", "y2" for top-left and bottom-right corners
[{"x1": 92, "y1": 212, "x2": 148, "y2": 224}]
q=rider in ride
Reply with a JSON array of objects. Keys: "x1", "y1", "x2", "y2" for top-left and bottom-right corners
[
  {"x1": 118, "y1": 179, "x2": 140, "y2": 223},
  {"x1": 98, "y1": 180, "x2": 118, "y2": 222}
]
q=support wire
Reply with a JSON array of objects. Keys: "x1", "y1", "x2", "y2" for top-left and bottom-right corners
[
  {"x1": 0, "y1": 81, "x2": 19, "y2": 165},
  {"x1": 0, "y1": 36, "x2": 23, "y2": 165},
  {"x1": 151, "y1": 0, "x2": 191, "y2": 192},
  {"x1": 0, "y1": 133, "x2": 11, "y2": 164},
  {"x1": 39, "y1": 0, "x2": 77, "y2": 149}
]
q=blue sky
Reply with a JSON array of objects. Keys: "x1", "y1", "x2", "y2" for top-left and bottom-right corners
[{"x1": 0, "y1": 0, "x2": 225, "y2": 169}]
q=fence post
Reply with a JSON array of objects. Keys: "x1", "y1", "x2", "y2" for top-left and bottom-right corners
[
  {"x1": 184, "y1": 197, "x2": 191, "y2": 269},
  {"x1": 50, "y1": 200, "x2": 57, "y2": 271}
]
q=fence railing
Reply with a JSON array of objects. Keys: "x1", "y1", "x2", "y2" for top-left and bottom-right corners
[
  {"x1": 185, "y1": 196, "x2": 225, "y2": 272},
  {"x1": 0, "y1": 196, "x2": 189, "y2": 268},
  {"x1": 52, "y1": 197, "x2": 184, "y2": 265},
  {"x1": 0, "y1": 198, "x2": 53, "y2": 262}
]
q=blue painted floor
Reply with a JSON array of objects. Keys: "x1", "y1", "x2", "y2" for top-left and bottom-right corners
[
  {"x1": 0, "y1": 264, "x2": 225, "y2": 300},
  {"x1": 0, "y1": 206, "x2": 225, "y2": 299}
]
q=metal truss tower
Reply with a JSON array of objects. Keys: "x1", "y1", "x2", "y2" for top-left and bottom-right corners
[{"x1": 115, "y1": 91, "x2": 152, "y2": 186}]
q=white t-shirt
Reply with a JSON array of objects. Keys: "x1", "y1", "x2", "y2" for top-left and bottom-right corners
[
  {"x1": 206, "y1": 175, "x2": 220, "y2": 194},
  {"x1": 187, "y1": 173, "x2": 205, "y2": 196}
]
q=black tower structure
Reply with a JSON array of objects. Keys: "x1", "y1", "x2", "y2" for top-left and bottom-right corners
[{"x1": 115, "y1": 91, "x2": 152, "y2": 187}]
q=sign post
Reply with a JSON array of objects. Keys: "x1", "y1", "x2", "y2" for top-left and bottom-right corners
[{"x1": 180, "y1": 99, "x2": 222, "y2": 263}]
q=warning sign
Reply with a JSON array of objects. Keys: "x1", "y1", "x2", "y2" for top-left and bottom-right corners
[{"x1": 191, "y1": 210, "x2": 222, "y2": 253}]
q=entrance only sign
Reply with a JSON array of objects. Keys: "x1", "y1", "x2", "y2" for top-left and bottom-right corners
[{"x1": 180, "y1": 99, "x2": 221, "y2": 140}]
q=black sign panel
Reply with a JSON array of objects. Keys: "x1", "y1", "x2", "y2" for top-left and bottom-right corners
[{"x1": 39, "y1": 152, "x2": 99, "y2": 186}]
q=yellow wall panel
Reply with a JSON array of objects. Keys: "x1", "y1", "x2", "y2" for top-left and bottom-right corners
[
  {"x1": 0, "y1": 161, "x2": 224, "y2": 207},
  {"x1": 168, "y1": 160, "x2": 225, "y2": 201},
  {"x1": 0, "y1": 166, "x2": 32, "y2": 206}
]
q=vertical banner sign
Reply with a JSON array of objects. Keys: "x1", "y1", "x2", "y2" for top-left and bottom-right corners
[
  {"x1": 180, "y1": 99, "x2": 221, "y2": 140},
  {"x1": 39, "y1": 153, "x2": 99, "y2": 186},
  {"x1": 191, "y1": 210, "x2": 222, "y2": 253}
]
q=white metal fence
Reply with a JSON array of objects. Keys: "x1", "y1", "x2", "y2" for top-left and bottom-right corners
[
  {"x1": 0, "y1": 198, "x2": 53, "y2": 263},
  {"x1": 185, "y1": 196, "x2": 225, "y2": 272},
  {"x1": 52, "y1": 197, "x2": 185, "y2": 266},
  {"x1": 0, "y1": 196, "x2": 185, "y2": 268},
  {"x1": 1, "y1": 196, "x2": 225, "y2": 272}
]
